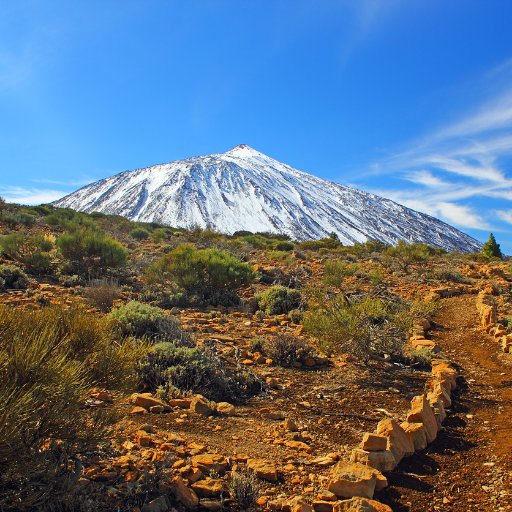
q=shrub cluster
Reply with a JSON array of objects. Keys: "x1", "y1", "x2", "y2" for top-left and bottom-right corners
[
  {"x1": 57, "y1": 229, "x2": 128, "y2": 275},
  {"x1": 304, "y1": 294, "x2": 409, "y2": 362},
  {"x1": 0, "y1": 264, "x2": 29, "y2": 290},
  {"x1": 138, "y1": 342, "x2": 262, "y2": 403},
  {"x1": 145, "y1": 244, "x2": 253, "y2": 306},
  {"x1": 256, "y1": 285, "x2": 301, "y2": 315},
  {"x1": 0, "y1": 233, "x2": 54, "y2": 274},
  {"x1": 109, "y1": 301, "x2": 191, "y2": 344}
]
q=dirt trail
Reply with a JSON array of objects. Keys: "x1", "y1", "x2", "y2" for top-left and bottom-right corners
[{"x1": 377, "y1": 294, "x2": 512, "y2": 512}]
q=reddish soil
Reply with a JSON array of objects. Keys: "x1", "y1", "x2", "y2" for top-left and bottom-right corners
[{"x1": 377, "y1": 295, "x2": 512, "y2": 512}]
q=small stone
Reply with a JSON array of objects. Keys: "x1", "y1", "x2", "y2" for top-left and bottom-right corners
[
  {"x1": 172, "y1": 476, "x2": 199, "y2": 508},
  {"x1": 247, "y1": 458, "x2": 278, "y2": 482},
  {"x1": 190, "y1": 395, "x2": 215, "y2": 416},
  {"x1": 141, "y1": 496, "x2": 169, "y2": 512},
  {"x1": 130, "y1": 406, "x2": 148, "y2": 415},
  {"x1": 284, "y1": 417, "x2": 299, "y2": 432},
  {"x1": 216, "y1": 402, "x2": 236, "y2": 416}
]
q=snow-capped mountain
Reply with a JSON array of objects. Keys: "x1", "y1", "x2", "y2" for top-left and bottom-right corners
[{"x1": 54, "y1": 145, "x2": 481, "y2": 252}]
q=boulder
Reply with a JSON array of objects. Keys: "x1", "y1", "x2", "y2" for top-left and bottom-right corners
[
  {"x1": 406, "y1": 395, "x2": 439, "y2": 443},
  {"x1": 313, "y1": 501, "x2": 336, "y2": 512},
  {"x1": 349, "y1": 449, "x2": 396, "y2": 472},
  {"x1": 190, "y1": 395, "x2": 215, "y2": 416},
  {"x1": 427, "y1": 381, "x2": 452, "y2": 408},
  {"x1": 327, "y1": 461, "x2": 377, "y2": 499},
  {"x1": 376, "y1": 418, "x2": 414, "y2": 464},
  {"x1": 431, "y1": 360, "x2": 457, "y2": 391},
  {"x1": 168, "y1": 398, "x2": 192, "y2": 409},
  {"x1": 216, "y1": 402, "x2": 236, "y2": 416},
  {"x1": 141, "y1": 496, "x2": 170, "y2": 512}
]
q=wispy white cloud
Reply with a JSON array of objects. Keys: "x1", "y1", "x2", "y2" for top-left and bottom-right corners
[
  {"x1": 362, "y1": 58, "x2": 512, "y2": 232},
  {"x1": 0, "y1": 186, "x2": 65, "y2": 205}
]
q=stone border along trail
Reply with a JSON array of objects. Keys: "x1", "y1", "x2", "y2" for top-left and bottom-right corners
[{"x1": 376, "y1": 294, "x2": 512, "y2": 512}]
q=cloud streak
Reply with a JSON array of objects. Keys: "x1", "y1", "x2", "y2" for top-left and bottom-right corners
[
  {"x1": 0, "y1": 186, "x2": 66, "y2": 205},
  {"x1": 361, "y1": 59, "x2": 512, "y2": 233}
]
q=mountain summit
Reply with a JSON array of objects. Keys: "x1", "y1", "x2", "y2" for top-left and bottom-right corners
[{"x1": 54, "y1": 145, "x2": 481, "y2": 252}]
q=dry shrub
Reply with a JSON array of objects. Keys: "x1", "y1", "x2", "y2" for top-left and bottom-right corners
[
  {"x1": 84, "y1": 277, "x2": 121, "y2": 312},
  {"x1": 0, "y1": 304, "x2": 148, "y2": 509},
  {"x1": 266, "y1": 333, "x2": 314, "y2": 367}
]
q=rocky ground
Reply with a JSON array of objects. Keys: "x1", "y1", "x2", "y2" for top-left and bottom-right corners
[{"x1": 1, "y1": 233, "x2": 511, "y2": 511}]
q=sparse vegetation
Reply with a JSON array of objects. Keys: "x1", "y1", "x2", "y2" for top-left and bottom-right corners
[
  {"x1": 0, "y1": 304, "x2": 147, "y2": 509},
  {"x1": 84, "y1": 277, "x2": 122, "y2": 312},
  {"x1": 228, "y1": 469, "x2": 261, "y2": 510}
]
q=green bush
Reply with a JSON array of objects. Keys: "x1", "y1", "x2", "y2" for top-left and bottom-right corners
[
  {"x1": 0, "y1": 264, "x2": 29, "y2": 290},
  {"x1": 57, "y1": 230, "x2": 127, "y2": 274},
  {"x1": 298, "y1": 236, "x2": 342, "y2": 252},
  {"x1": 266, "y1": 333, "x2": 314, "y2": 367},
  {"x1": 408, "y1": 347, "x2": 433, "y2": 368},
  {"x1": 109, "y1": 301, "x2": 191, "y2": 344},
  {"x1": 0, "y1": 210, "x2": 36, "y2": 228},
  {"x1": 151, "y1": 227, "x2": 171, "y2": 243},
  {"x1": 273, "y1": 241, "x2": 295, "y2": 251},
  {"x1": 256, "y1": 285, "x2": 301, "y2": 315},
  {"x1": 138, "y1": 342, "x2": 262, "y2": 403},
  {"x1": 303, "y1": 294, "x2": 409, "y2": 362},
  {"x1": 249, "y1": 337, "x2": 266, "y2": 354},
  {"x1": 0, "y1": 234, "x2": 53, "y2": 274},
  {"x1": 323, "y1": 260, "x2": 360, "y2": 287},
  {"x1": 385, "y1": 241, "x2": 444, "y2": 271},
  {"x1": 130, "y1": 227, "x2": 150, "y2": 240},
  {"x1": 145, "y1": 244, "x2": 253, "y2": 306}
]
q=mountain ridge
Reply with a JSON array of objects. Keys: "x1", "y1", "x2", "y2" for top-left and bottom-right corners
[{"x1": 54, "y1": 145, "x2": 482, "y2": 252}]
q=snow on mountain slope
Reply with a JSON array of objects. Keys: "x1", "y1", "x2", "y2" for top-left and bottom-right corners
[{"x1": 54, "y1": 144, "x2": 481, "y2": 252}]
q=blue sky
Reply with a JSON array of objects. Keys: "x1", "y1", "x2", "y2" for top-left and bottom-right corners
[{"x1": 2, "y1": 1, "x2": 512, "y2": 251}]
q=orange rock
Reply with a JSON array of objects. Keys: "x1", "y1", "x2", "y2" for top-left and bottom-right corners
[
  {"x1": 190, "y1": 478, "x2": 225, "y2": 498},
  {"x1": 247, "y1": 458, "x2": 278, "y2": 482},
  {"x1": 327, "y1": 461, "x2": 377, "y2": 499},
  {"x1": 360, "y1": 433, "x2": 387, "y2": 452},
  {"x1": 375, "y1": 418, "x2": 414, "y2": 464},
  {"x1": 191, "y1": 453, "x2": 228, "y2": 474},
  {"x1": 406, "y1": 394, "x2": 439, "y2": 443}
]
